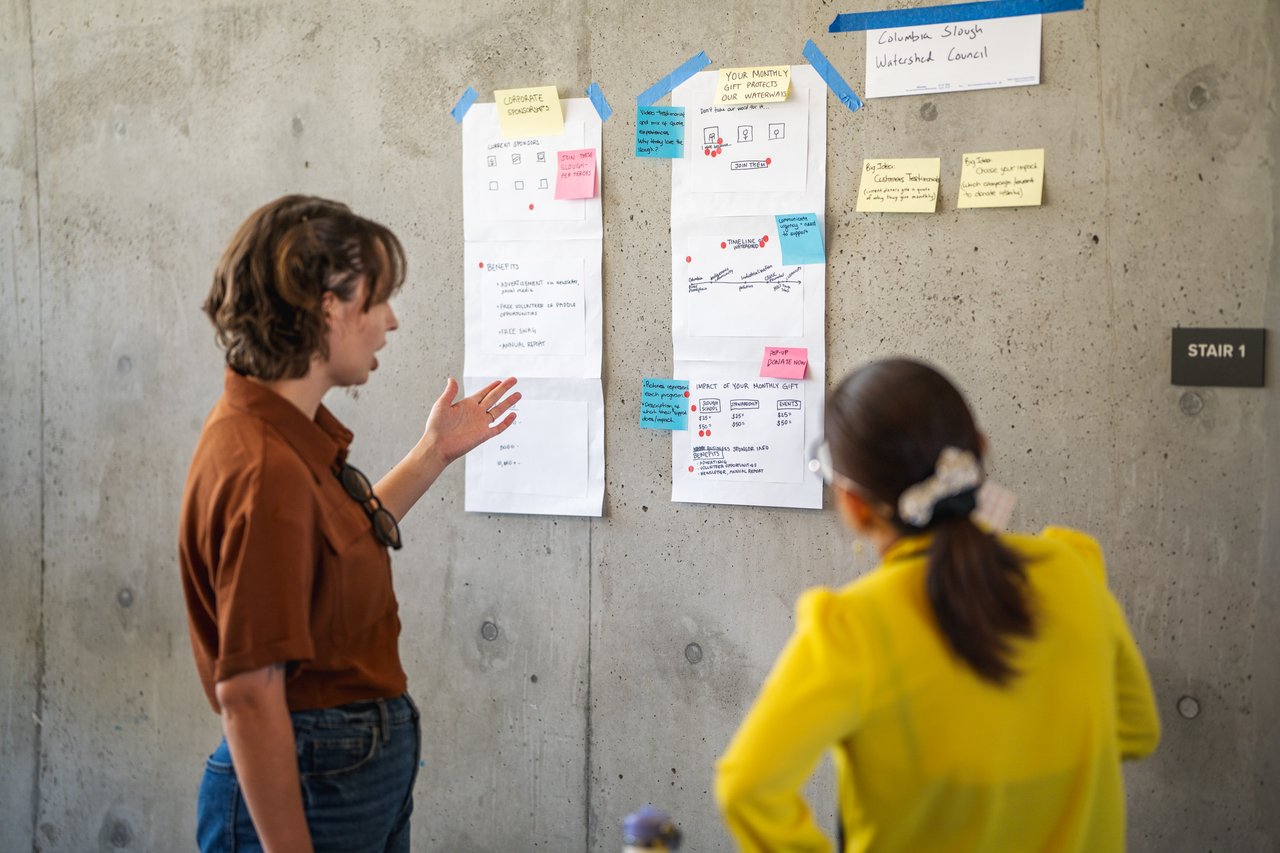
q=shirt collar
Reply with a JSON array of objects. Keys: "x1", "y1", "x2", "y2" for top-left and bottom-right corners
[
  {"x1": 223, "y1": 368, "x2": 354, "y2": 481},
  {"x1": 881, "y1": 533, "x2": 931, "y2": 566}
]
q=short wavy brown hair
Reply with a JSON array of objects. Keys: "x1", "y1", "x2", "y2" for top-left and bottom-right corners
[{"x1": 205, "y1": 194, "x2": 407, "y2": 380}]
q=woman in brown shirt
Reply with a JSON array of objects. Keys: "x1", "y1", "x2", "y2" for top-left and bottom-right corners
[{"x1": 179, "y1": 195, "x2": 519, "y2": 852}]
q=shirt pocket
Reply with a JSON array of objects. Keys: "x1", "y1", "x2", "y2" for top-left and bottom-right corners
[{"x1": 316, "y1": 495, "x2": 398, "y2": 645}]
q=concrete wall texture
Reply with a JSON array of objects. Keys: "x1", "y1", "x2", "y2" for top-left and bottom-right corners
[{"x1": 1, "y1": 0, "x2": 1277, "y2": 850}]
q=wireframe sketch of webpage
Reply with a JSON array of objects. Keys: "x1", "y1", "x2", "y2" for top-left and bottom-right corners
[
  {"x1": 464, "y1": 378, "x2": 604, "y2": 516},
  {"x1": 463, "y1": 240, "x2": 602, "y2": 379},
  {"x1": 684, "y1": 376, "x2": 805, "y2": 483},
  {"x1": 685, "y1": 233, "x2": 803, "y2": 337},
  {"x1": 687, "y1": 88, "x2": 808, "y2": 194},
  {"x1": 462, "y1": 99, "x2": 602, "y2": 242}
]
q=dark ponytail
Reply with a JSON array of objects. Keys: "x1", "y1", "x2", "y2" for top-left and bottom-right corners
[{"x1": 826, "y1": 359, "x2": 1033, "y2": 686}]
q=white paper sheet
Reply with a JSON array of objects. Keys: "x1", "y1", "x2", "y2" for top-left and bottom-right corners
[
  {"x1": 463, "y1": 99, "x2": 603, "y2": 242},
  {"x1": 464, "y1": 378, "x2": 604, "y2": 516},
  {"x1": 672, "y1": 67, "x2": 826, "y2": 220},
  {"x1": 684, "y1": 233, "x2": 803, "y2": 338},
  {"x1": 864, "y1": 15, "x2": 1041, "y2": 99},
  {"x1": 666, "y1": 67, "x2": 827, "y2": 510},
  {"x1": 685, "y1": 88, "x2": 808, "y2": 194},
  {"x1": 671, "y1": 361, "x2": 823, "y2": 508}
]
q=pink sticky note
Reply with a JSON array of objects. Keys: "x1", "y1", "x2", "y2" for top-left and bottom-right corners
[
  {"x1": 761, "y1": 346, "x2": 808, "y2": 379},
  {"x1": 555, "y1": 148, "x2": 597, "y2": 200}
]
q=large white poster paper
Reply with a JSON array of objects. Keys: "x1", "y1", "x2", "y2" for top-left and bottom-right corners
[
  {"x1": 864, "y1": 15, "x2": 1041, "y2": 99},
  {"x1": 462, "y1": 97, "x2": 604, "y2": 516}
]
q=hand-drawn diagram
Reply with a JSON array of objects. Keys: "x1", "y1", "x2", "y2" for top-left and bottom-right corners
[
  {"x1": 466, "y1": 120, "x2": 587, "y2": 222},
  {"x1": 685, "y1": 233, "x2": 804, "y2": 337},
  {"x1": 685, "y1": 378, "x2": 805, "y2": 483},
  {"x1": 689, "y1": 88, "x2": 808, "y2": 194}
]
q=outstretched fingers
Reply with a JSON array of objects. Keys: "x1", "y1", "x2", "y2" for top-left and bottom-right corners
[{"x1": 478, "y1": 377, "x2": 518, "y2": 411}]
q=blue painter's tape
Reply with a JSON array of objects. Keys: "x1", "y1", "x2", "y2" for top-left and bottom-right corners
[
  {"x1": 451, "y1": 86, "x2": 479, "y2": 123},
  {"x1": 636, "y1": 51, "x2": 712, "y2": 107},
  {"x1": 829, "y1": 0, "x2": 1084, "y2": 32},
  {"x1": 801, "y1": 40, "x2": 863, "y2": 112},
  {"x1": 586, "y1": 82, "x2": 613, "y2": 121}
]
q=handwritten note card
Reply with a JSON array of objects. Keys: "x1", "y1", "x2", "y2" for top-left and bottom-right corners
[
  {"x1": 864, "y1": 15, "x2": 1041, "y2": 99},
  {"x1": 715, "y1": 66, "x2": 791, "y2": 105},
  {"x1": 957, "y1": 148, "x2": 1044, "y2": 208},
  {"x1": 635, "y1": 106, "x2": 685, "y2": 158},
  {"x1": 856, "y1": 158, "x2": 941, "y2": 212},
  {"x1": 761, "y1": 347, "x2": 808, "y2": 379},
  {"x1": 641, "y1": 378, "x2": 690, "y2": 430},
  {"x1": 555, "y1": 149, "x2": 597, "y2": 199},
  {"x1": 774, "y1": 213, "x2": 825, "y2": 265},
  {"x1": 494, "y1": 86, "x2": 564, "y2": 138}
]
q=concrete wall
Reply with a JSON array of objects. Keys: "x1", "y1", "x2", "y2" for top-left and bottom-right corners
[{"x1": 1, "y1": 0, "x2": 1276, "y2": 850}]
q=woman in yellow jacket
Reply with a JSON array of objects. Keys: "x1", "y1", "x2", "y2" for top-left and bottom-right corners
[{"x1": 715, "y1": 359, "x2": 1160, "y2": 852}]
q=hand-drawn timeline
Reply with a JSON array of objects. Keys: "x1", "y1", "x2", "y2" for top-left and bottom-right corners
[
  {"x1": 461, "y1": 97, "x2": 604, "y2": 516},
  {"x1": 669, "y1": 66, "x2": 827, "y2": 509}
]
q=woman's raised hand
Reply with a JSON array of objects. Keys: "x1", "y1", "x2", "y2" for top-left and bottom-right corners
[{"x1": 423, "y1": 377, "x2": 520, "y2": 464}]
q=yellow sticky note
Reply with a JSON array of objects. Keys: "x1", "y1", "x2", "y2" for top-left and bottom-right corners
[
  {"x1": 957, "y1": 149, "x2": 1045, "y2": 208},
  {"x1": 494, "y1": 86, "x2": 564, "y2": 139},
  {"x1": 856, "y1": 158, "x2": 942, "y2": 213},
  {"x1": 714, "y1": 66, "x2": 791, "y2": 105}
]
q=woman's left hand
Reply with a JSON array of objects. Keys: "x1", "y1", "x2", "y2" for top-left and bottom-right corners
[{"x1": 423, "y1": 377, "x2": 520, "y2": 464}]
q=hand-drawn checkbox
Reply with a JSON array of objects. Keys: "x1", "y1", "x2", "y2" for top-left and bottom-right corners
[
  {"x1": 514, "y1": 180, "x2": 524, "y2": 190},
  {"x1": 512, "y1": 153, "x2": 522, "y2": 165},
  {"x1": 768, "y1": 123, "x2": 785, "y2": 140},
  {"x1": 487, "y1": 155, "x2": 497, "y2": 167},
  {"x1": 703, "y1": 126, "x2": 719, "y2": 145},
  {"x1": 536, "y1": 152, "x2": 546, "y2": 162},
  {"x1": 538, "y1": 178, "x2": 549, "y2": 189},
  {"x1": 737, "y1": 125, "x2": 753, "y2": 143},
  {"x1": 488, "y1": 181, "x2": 499, "y2": 191}
]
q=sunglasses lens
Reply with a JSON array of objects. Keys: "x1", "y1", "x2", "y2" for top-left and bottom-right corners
[
  {"x1": 341, "y1": 465, "x2": 373, "y2": 501},
  {"x1": 373, "y1": 509, "x2": 402, "y2": 550}
]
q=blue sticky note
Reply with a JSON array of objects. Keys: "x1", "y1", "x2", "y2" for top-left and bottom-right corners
[
  {"x1": 635, "y1": 106, "x2": 685, "y2": 159},
  {"x1": 640, "y1": 378, "x2": 690, "y2": 430},
  {"x1": 775, "y1": 213, "x2": 825, "y2": 265}
]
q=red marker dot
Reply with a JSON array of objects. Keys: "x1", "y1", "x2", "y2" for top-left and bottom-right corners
[
  {"x1": 698, "y1": 430, "x2": 705, "y2": 437},
  {"x1": 529, "y1": 203, "x2": 535, "y2": 210},
  {"x1": 706, "y1": 429, "x2": 711, "y2": 436},
  {"x1": 685, "y1": 255, "x2": 692, "y2": 263},
  {"x1": 703, "y1": 147, "x2": 710, "y2": 156},
  {"x1": 760, "y1": 236, "x2": 768, "y2": 244},
  {"x1": 765, "y1": 157, "x2": 772, "y2": 165},
  {"x1": 720, "y1": 242, "x2": 727, "y2": 249},
  {"x1": 688, "y1": 466, "x2": 695, "y2": 473},
  {"x1": 683, "y1": 391, "x2": 690, "y2": 398},
  {"x1": 479, "y1": 262, "x2": 484, "y2": 268},
  {"x1": 711, "y1": 150, "x2": 718, "y2": 158},
  {"x1": 690, "y1": 405, "x2": 697, "y2": 412},
  {"x1": 717, "y1": 137, "x2": 723, "y2": 145}
]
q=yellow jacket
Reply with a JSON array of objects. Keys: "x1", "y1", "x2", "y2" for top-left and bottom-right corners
[{"x1": 716, "y1": 527, "x2": 1160, "y2": 852}]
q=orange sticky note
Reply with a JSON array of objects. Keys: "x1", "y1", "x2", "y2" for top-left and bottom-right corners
[
  {"x1": 761, "y1": 346, "x2": 808, "y2": 379},
  {"x1": 555, "y1": 149, "x2": 597, "y2": 200}
]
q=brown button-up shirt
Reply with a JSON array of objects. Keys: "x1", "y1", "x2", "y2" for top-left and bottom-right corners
[{"x1": 179, "y1": 369, "x2": 406, "y2": 712}]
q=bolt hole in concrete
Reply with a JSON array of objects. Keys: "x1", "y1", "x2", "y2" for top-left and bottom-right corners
[
  {"x1": 684, "y1": 642, "x2": 703, "y2": 664},
  {"x1": 1187, "y1": 83, "x2": 1211, "y2": 110},
  {"x1": 292, "y1": 115, "x2": 304, "y2": 136},
  {"x1": 1177, "y1": 695, "x2": 1201, "y2": 720},
  {"x1": 117, "y1": 588, "x2": 134, "y2": 608},
  {"x1": 919, "y1": 101, "x2": 938, "y2": 122},
  {"x1": 99, "y1": 817, "x2": 133, "y2": 849},
  {"x1": 1179, "y1": 391, "x2": 1204, "y2": 416},
  {"x1": 117, "y1": 355, "x2": 133, "y2": 374},
  {"x1": 480, "y1": 620, "x2": 499, "y2": 641}
]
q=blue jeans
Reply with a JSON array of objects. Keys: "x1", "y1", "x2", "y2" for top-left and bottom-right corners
[{"x1": 197, "y1": 694, "x2": 421, "y2": 853}]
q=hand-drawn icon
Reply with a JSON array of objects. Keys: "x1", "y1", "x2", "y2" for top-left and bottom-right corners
[
  {"x1": 538, "y1": 178, "x2": 549, "y2": 189},
  {"x1": 512, "y1": 154, "x2": 522, "y2": 165},
  {"x1": 769, "y1": 123, "x2": 785, "y2": 140},
  {"x1": 536, "y1": 152, "x2": 546, "y2": 162},
  {"x1": 737, "y1": 125, "x2": 754, "y2": 143},
  {"x1": 488, "y1": 181, "x2": 499, "y2": 191},
  {"x1": 514, "y1": 180, "x2": 525, "y2": 190},
  {"x1": 703, "y1": 126, "x2": 719, "y2": 145},
  {"x1": 487, "y1": 155, "x2": 497, "y2": 167},
  {"x1": 698, "y1": 398, "x2": 722, "y2": 414}
]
